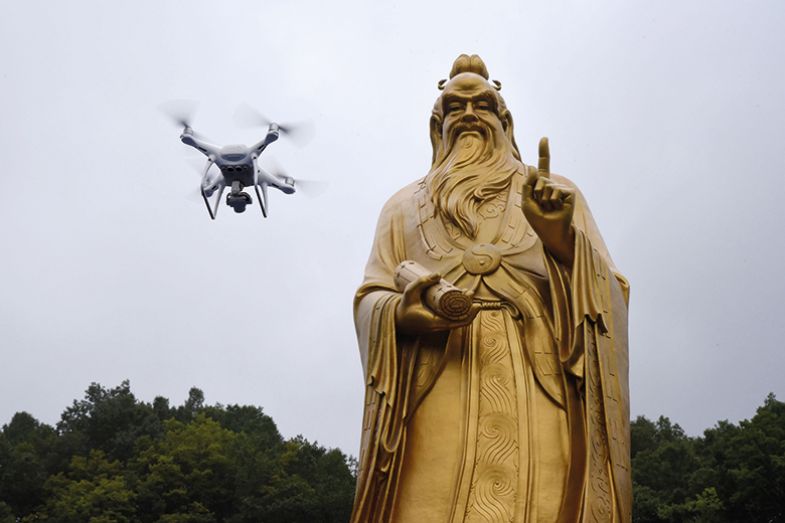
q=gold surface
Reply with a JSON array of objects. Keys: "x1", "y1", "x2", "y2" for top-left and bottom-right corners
[{"x1": 352, "y1": 54, "x2": 631, "y2": 522}]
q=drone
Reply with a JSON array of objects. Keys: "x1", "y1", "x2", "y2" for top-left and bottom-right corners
[{"x1": 165, "y1": 102, "x2": 311, "y2": 219}]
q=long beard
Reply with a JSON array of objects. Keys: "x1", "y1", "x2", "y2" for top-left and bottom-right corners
[{"x1": 426, "y1": 121, "x2": 523, "y2": 238}]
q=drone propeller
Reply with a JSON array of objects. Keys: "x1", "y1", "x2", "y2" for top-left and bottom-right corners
[
  {"x1": 159, "y1": 99, "x2": 211, "y2": 140},
  {"x1": 159, "y1": 99, "x2": 198, "y2": 128},
  {"x1": 291, "y1": 178, "x2": 329, "y2": 196},
  {"x1": 265, "y1": 161, "x2": 328, "y2": 197},
  {"x1": 235, "y1": 103, "x2": 314, "y2": 146}
]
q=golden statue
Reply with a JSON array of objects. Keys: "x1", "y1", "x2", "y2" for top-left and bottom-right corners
[{"x1": 352, "y1": 54, "x2": 631, "y2": 523}]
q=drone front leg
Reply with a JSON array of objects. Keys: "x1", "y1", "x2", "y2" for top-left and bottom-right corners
[
  {"x1": 201, "y1": 157, "x2": 214, "y2": 180},
  {"x1": 202, "y1": 181, "x2": 225, "y2": 220}
]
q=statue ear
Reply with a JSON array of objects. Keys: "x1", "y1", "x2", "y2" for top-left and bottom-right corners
[
  {"x1": 429, "y1": 114, "x2": 443, "y2": 165},
  {"x1": 502, "y1": 110, "x2": 522, "y2": 161}
]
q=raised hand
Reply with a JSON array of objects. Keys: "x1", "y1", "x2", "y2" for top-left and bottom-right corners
[
  {"x1": 522, "y1": 137, "x2": 576, "y2": 266},
  {"x1": 395, "y1": 273, "x2": 481, "y2": 335}
]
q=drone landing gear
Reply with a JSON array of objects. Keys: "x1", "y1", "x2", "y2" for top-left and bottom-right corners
[{"x1": 227, "y1": 181, "x2": 252, "y2": 213}]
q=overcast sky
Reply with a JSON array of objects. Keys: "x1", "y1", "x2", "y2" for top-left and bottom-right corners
[{"x1": 1, "y1": 0, "x2": 784, "y2": 456}]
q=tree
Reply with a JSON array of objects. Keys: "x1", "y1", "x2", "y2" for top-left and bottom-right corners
[
  {"x1": 698, "y1": 393, "x2": 785, "y2": 522},
  {"x1": 0, "y1": 412, "x2": 58, "y2": 516},
  {"x1": 39, "y1": 450, "x2": 136, "y2": 523},
  {"x1": 132, "y1": 415, "x2": 237, "y2": 522},
  {"x1": 57, "y1": 381, "x2": 163, "y2": 462},
  {"x1": 0, "y1": 381, "x2": 360, "y2": 521},
  {"x1": 631, "y1": 395, "x2": 785, "y2": 522}
]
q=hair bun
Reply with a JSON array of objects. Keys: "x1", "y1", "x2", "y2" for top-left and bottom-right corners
[{"x1": 449, "y1": 54, "x2": 489, "y2": 79}]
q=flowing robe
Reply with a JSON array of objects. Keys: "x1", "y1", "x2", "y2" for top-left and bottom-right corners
[{"x1": 351, "y1": 167, "x2": 631, "y2": 523}]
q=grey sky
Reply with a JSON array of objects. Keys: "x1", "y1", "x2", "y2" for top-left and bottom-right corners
[{"x1": 1, "y1": 1, "x2": 783, "y2": 456}]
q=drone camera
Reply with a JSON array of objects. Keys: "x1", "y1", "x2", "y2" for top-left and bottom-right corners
[{"x1": 227, "y1": 191, "x2": 252, "y2": 213}]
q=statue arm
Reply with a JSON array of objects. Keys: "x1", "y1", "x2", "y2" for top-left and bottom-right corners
[
  {"x1": 351, "y1": 199, "x2": 416, "y2": 522},
  {"x1": 545, "y1": 175, "x2": 630, "y2": 374},
  {"x1": 354, "y1": 197, "x2": 407, "y2": 386}
]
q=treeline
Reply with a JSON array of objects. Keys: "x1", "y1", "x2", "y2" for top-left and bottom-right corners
[
  {"x1": 0, "y1": 381, "x2": 355, "y2": 522},
  {"x1": 632, "y1": 393, "x2": 785, "y2": 522},
  {"x1": 1, "y1": 383, "x2": 783, "y2": 522}
]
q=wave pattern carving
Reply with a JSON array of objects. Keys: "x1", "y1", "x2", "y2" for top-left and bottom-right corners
[{"x1": 465, "y1": 311, "x2": 518, "y2": 522}]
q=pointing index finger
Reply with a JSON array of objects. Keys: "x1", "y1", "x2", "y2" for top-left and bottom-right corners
[{"x1": 538, "y1": 136, "x2": 550, "y2": 177}]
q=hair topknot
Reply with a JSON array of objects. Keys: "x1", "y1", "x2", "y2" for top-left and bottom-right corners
[{"x1": 449, "y1": 54, "x2": 489, "y2": 79}]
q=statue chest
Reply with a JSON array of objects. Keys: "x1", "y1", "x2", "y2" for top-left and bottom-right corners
[{"x1": 402, "y1": 177, "x2": 549, "y2": 305}]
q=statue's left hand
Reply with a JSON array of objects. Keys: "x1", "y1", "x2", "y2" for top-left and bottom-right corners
[{"x1": 522, "y1": 137, "x2": 576, "y2": 266}]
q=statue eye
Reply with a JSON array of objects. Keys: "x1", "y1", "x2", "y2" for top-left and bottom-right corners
[
  {"x1": 446, "y1": 102, "x2": 464, "y2": 114},
  {"x1": 476, "y1": 100, "x2": 492, "y2": 111}
]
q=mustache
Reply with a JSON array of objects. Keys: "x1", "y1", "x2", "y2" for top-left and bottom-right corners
[{"x1": 446, "y1": 120, "x2": 491, "y2": 149}]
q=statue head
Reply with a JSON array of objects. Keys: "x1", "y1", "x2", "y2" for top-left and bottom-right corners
[{"x1": 426, "y1": 54, "x2": 524, "y2": 238}]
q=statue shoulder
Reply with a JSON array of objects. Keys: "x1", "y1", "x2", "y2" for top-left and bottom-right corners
[
  {"x1": 378, "y1": 179, "x2": 424, "y2": 218},
  {"x1": 549, "y1": 172, "x2": 580, "y2": 191},
  {"x1": 521, "y1": 164, "x2": 580, "y2": 191},
  {"x1": 540, "y1": 171, "x2": 589, "y2": 205}
]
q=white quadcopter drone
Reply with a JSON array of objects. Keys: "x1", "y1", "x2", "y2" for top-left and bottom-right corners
[{"x1": 165, "y1": 102, "x2": 311, "y2": 219}]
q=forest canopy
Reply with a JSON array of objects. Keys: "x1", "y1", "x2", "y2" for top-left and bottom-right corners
[
  {"x1": 0, "y1": 382, "x2": 355, "y2": 522},
  {"x1": 0, "y1": 382, "x2": 783, "y2": 522}
]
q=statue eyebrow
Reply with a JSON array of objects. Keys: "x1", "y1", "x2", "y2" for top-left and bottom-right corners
[
  {"x1": 443, "y1": 90, "x2": 497, "y2": 108},
  {"x1": 473, "y1": 90, "x2": 495, "y2": 103}
]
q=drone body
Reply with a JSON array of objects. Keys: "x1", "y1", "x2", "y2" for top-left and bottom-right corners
[{"x1": 180, "y1": 123, "x2": 295, "y2": 219}]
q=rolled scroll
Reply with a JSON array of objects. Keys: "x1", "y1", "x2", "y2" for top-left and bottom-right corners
[{"x1": 394, "y1": 260, "x2": 473, "y2": 321}]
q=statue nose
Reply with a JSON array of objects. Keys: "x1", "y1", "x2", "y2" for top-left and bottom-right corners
[{"x1": 462, "y1": 102, "x2": 478, "y2": 122}]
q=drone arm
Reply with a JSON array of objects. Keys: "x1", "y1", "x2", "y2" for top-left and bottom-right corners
[
  {"x1": 251, "y1": 126, "x2": 280, "y2": 155},
  {"x1": 180, "y1": 129, "x2": 219, "y2": 157},
  {"x1": 256, "y1": 166, "x2": 281, "y2": 187}
]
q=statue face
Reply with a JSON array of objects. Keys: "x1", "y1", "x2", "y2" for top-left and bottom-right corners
[
  {"x1": 427, "y1": 73, "x2": 521, "y2": 238},
  {"x1": 439, "y1": 73, "x2": 505, "y2": 146}
]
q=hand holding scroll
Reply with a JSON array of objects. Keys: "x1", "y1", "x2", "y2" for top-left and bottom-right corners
[{"x1": 394, "y1": 261, "x2": 480, "y2": 335}]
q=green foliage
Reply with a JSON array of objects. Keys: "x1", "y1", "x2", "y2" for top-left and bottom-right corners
[
  {"x1": 631, "y1": 394, "x2": 785, "y2": 522},
  {"x1": 57, "y1": 381, "x2": 164, "y2": 462},
  {"x1": 132, "y1": 416, "x2": 237, "y2": 520},
  {"x1": 0, "y1": 501, "x2": 15, "y2": 523},
  {"x1": 698, "y1": 393, "x2": 785, "y2": 522},
  {"x1": 0, "y1": 382, "x2": 357, "y2": 522},
  {"x1": 41, "y1": 450, "x2": 136, "y2": 523},
  {"x1": 8, "y1": 381, "x2": 780, "y2": 522},
  {"x1": 0, "y1": 412, "x2": 58, "y2": 516}
]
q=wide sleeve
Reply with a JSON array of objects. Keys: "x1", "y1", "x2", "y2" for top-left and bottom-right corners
[
  {"x1": 543, "y1": 178, "x2": 630, "y2": 376},
  {"x1": 543, "y1": 177, "x2": 633, "y2": 521},
  {"x1": 354, "y1": 197, "x2": 407, "y2": 384},
  {"x1": 351, "y1": 199, "x2": 416, "y2": 523}
]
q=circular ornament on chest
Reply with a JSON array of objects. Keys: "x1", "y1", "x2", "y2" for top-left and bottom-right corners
[{"x1": 462, "y1": 243, "x2": 503, "y2": 275}]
